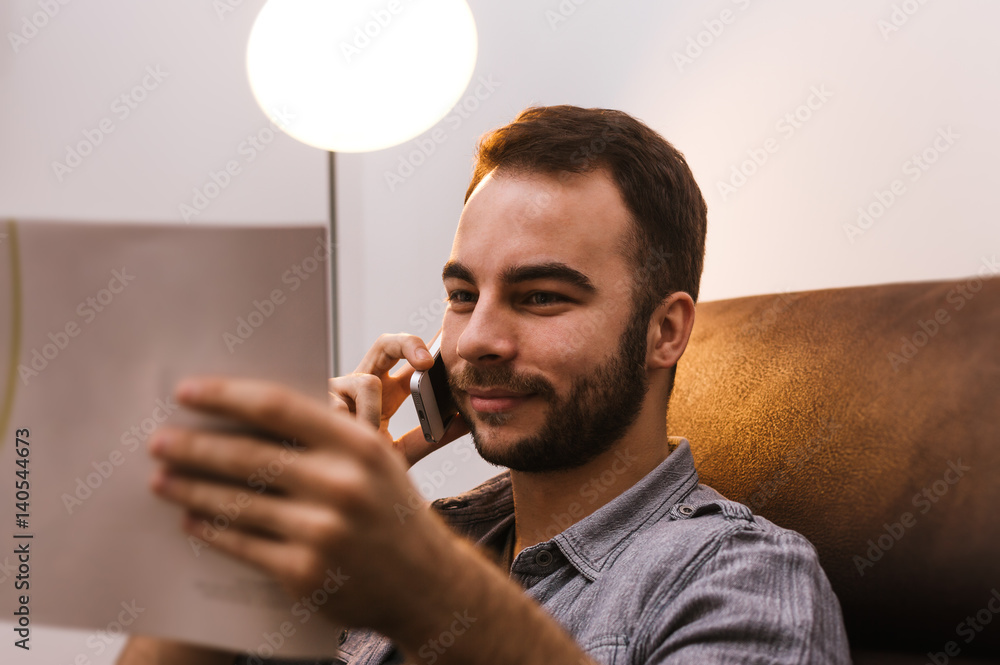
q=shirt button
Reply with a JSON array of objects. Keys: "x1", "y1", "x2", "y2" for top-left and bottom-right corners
[
  {"x1": 677, "y1": 504, "x2": 695, "y2": 517},
  {"x1": 534, "y1": 549, "x2": 554, "y2": 566},
  {"x1": 338, "y1": 629, "x2": 349, "y2": 645}
]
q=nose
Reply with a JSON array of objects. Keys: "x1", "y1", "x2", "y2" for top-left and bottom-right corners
[{"x1": 455, "y1": 292, "x2": 517, "y2": 366}]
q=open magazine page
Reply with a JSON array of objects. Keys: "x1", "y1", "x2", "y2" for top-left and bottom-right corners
[{"x1": 0, "y1": 219, "x2": 341, "y2": 659}]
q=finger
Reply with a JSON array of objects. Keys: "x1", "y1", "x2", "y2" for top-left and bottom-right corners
[
  {"x1": 327, "y1": 374, "x2": 381, "y2": 430},
  {"x1": 149, "y1": 427, "x2": 304, "y2": 492},
  {"x1": 328, "y1": 389, "x2": 352, "y2": 414},
  {"x1": 156, "y1": 469, "x2": 350, "y2": 549},
  {"x1": 394, "y1": 415, "x2": 470, "y2": 468},
  {"x1": 153, "y1": 470, "x2": 298, "y2": 539},
  {"x1": 173, "y1": 376, "x2": 377, "y2": 458},
  {"x1": 330, "y1": 393, "x2": 353, "y2": 415},
  {"x1": 354, "y1": 333, "x2": 434, "y2": 377},
  {"x1": 181, "y1": 511, "x2": 317, "y2": 588}
]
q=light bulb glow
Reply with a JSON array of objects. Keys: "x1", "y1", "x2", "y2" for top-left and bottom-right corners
[{"x1": 247, "y1": 0, "x2": 478, "y2": 153}]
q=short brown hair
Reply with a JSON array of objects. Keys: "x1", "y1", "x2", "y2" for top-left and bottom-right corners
[{"x1": 465, "y1": 105, "x2": 708, "y2": 319}]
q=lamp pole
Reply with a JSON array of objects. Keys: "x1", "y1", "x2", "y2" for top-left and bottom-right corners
[{"x1": 328, "y1": 150, "x2": 339, "y2": 377}]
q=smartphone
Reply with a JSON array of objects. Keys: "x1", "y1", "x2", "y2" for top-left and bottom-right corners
[{"x1": 410, "y1": 336, "x2": 459, "y2": 444}]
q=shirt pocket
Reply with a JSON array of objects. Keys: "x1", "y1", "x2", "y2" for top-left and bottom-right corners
[{"x1": 580, "y1": 634, "x2": 629, "y2": 665}]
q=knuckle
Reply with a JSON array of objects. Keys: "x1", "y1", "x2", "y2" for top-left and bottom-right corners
[
  {"x1": 288, "y1": 549, "x2": 325, "y2": 591},
  {"x1": 353, "y1": 373, "x2": 382, "y2": 394},
  {"x1": 221, "y1": 529, "x2": 252, "y2": 561},
  {"x1": 302, "y1": 509, "x2": 344, "y2": 548},
  {"x1": 254, "y1": 390, "x2": 290, "y2": 422},
  {"x1": 186, "y1": 482, "x2": 213, "y2": 512},
  {"x1": 375, "y1": 332, "x2": 398, "y2": 348},
  {"x1": 318, "y1": 462, "x2": 377, "y2": 517},
  {"x1": 355, "y1": 431, "x2": 391, "y2": 469}
]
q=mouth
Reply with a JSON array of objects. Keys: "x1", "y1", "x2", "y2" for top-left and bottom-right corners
[{"x1": 463, "y1": 388, "x2": 536, "y2": 413}]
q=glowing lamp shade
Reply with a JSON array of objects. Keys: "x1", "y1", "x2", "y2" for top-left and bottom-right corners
[{"x1": 246, "y1": 0, "x2": 478, "y2": 153}]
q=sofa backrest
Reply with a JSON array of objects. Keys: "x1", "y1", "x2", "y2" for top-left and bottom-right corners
[{"x1": 670, "y1": 277, "x2": 1000, "y2": 653}]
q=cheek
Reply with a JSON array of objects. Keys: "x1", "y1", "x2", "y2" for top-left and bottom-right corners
[
  {"x1": 440, "y1": 315, "x2": 459, "y2": 365},
  {"x1": 523, "y1": 319, "x2": 598, "y2": 380},
  {"x1": 532, "y1": 304, "x2": 631, "y2": 372}
]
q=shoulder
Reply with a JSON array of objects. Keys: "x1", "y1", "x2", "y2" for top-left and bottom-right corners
[
  {"x1": 622, "y1": 481, "x2": 827, "y2": 596},
  {"x1": 621, "y1": 483, "x2": 850, "y2": 663}
]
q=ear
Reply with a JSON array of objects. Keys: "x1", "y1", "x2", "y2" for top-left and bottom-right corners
[{"x1": 647, "y1": 292, "x2": 696, "y2": 370}]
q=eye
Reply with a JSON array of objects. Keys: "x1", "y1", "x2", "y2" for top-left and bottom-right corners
[
  {"x1": 525, "y1": 292, "x2": 568, "y2": 306},
  {"x1": 447, "y1": 290, "x2": 477, "y2": 305}
]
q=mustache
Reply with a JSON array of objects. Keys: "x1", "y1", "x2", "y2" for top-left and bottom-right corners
[{"x1": 449, "y1": 364, "x2": 556, "y2": 398}]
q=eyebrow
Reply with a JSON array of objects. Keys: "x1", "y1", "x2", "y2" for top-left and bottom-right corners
[{"x1": 442, "y1": 260, "x2": 597, "y2": 293}]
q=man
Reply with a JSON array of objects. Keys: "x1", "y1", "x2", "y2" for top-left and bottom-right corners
[{"x1": 118, "y1": 106, "x2": 851, "y2": 664}]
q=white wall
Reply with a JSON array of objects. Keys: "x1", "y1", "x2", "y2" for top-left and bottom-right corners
[
  {"x1": 0, "y1": 1, "x2": 327, "y2": 663},
  {"x1": 3, "y1": 0, "x2": 998, "y2": 662},
  {"x1": 0, "y1": 0, "x2": 328, "y2": 224},
  {"x1": 337, "y1": 0, "x2": 1000, "y2": 505}
]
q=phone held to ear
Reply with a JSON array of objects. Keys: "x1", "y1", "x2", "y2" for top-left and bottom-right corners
[{"x1": 410, "y1": 336, "x2": 459, "y2": 444}]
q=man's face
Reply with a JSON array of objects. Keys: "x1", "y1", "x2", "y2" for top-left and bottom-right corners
[{"x1": 440, "y1": 168, "x2": 651, "y2": 473}]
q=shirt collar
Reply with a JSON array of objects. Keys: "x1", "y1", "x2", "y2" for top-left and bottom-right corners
[
  {"x1": 552, "y1": 437, "x2": 698, "y2": 581},
  {"x1": 433, "y1": 437, "x2": 700, "y2": 582}
]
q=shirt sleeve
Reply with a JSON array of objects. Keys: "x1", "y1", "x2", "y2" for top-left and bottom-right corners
[{"x1": 635, "y1": 525, "x2": 852, "y2": 665}]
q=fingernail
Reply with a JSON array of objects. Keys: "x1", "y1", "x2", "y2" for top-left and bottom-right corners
[
  {"x1": 150, "y1": 468, "x2": 171, "y2": 494},
  {"x1": 150, "y1": 432, "x2": 171, "y2": 455},
  {"x1": 416, "y1": 348, "x2": 433, "y2": 362},
  {"x1": 176, "y1": 379, "x2": 201, "y2": 401}
]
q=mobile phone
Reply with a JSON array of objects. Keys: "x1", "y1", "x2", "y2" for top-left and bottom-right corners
[{"x1": 410, "y1": 337, "x2": 459, "y2": 444}]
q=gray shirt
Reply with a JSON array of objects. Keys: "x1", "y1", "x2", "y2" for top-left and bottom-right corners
[{"x1": 239, "y1": 437, "x2": 851, "y2": 664}]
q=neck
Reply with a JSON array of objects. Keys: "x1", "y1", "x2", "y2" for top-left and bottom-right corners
[{"x1": 508, "y1": 395, "x2": 672, "y2": 555}]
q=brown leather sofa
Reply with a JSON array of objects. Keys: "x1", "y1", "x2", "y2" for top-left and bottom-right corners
[{"x1": 670, "y1": 277, "x2": 1000, "y2": 663}]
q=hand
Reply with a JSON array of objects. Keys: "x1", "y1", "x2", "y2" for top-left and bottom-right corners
[
  {"x1": 116, "y1": 636, "x2": 236, "y2": 665},
  {"x1": 150, "y1": 376, "x2": 602, "y2": 665},
  {"x1": 149, "y1": 376, "x2": 462, "y2": 635},
  {"x1": 328, "y1": 333, "x2": 468, "y2": 468}
]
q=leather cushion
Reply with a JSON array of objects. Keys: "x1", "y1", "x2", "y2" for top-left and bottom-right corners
[{"x1": 670, "y1": 277, "x2": 1000, "y2": 654}]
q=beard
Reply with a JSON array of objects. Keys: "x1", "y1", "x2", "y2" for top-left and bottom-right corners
[{"x1": 448, "y1": 306, "x2": 651, "y2": 473}]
